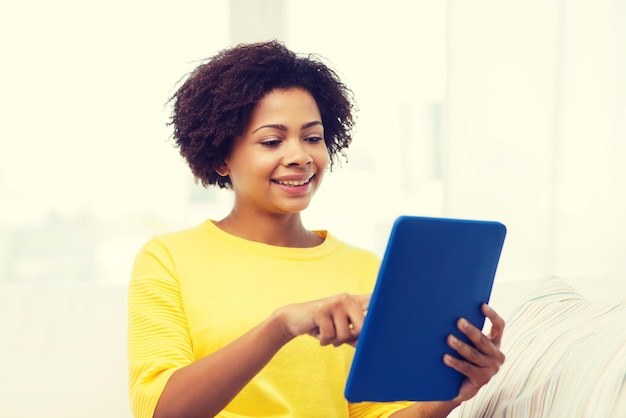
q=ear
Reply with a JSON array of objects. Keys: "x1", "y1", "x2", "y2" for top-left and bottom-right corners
[{"x1": 214, "y1": 162, "x2": 230, "y2": 177}]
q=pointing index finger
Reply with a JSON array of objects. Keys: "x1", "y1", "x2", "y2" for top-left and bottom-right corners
[{"x1": 356, "y1": 294, "x2": 371, "y2": 311}]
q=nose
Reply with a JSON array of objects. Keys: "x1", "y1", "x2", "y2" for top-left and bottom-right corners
[{"x1": 283, "y1": 138, "x2": 312, "y2": 167}]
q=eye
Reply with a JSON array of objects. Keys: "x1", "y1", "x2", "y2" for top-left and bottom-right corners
[
  {"x1": 260, "y1": 139, "x2": 282, "y2": 147},
  {"x1": 304, "y1": 136, "x2": 324, "y2": 144}
]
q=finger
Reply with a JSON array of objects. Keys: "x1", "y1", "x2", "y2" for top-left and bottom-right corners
[
  {"x1": 331, "y1": 316, "x2": 354, "y2": 346},
  {"x1": 482, "y1": 304, "x2": 505, "y2": 347},
  {"x1": 315, "y1": 293, "x2": 358, "y2": 345},
  {"x1": 314, "y1": 314, "x2": 336, "y2": 346},
  {"x1": 331, "y1": 296, "x2": 366, "y2": 346},
  {"x1": 443, "y1": 353, "x2": 480, "y2": 378},
  {"x1": 447, "y1": 332, "x2": 488, "y2": 368},
  {"x1": 459, "y1": 317, "x2": 498, "y2": 355},
  {"x1": 443, "y1": 354, "x2": 493, "y2": 392},
  {"x1": 455, "y1": 317, "x2": 506, "y2": 367},
  {"x1": 345, "y1": 295, "x2": 368, "y2": 334},
  {"x1": 312, "y1": 293, "x2": 370, "y2": 346},
  {"x1": 356, "y1": 293, "x2": 371, "y2": 311}
]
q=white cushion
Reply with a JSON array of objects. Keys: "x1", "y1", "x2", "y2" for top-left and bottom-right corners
[{"x1": 457, "y1": 276, "x2": 626, "y2": 417}]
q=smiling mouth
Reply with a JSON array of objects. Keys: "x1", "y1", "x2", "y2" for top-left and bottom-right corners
[{"x1": 272, "y1": 177, "x2": 313, "y2": 187}]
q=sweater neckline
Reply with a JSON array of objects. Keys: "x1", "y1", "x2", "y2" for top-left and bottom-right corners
[{"x1": 200, "y1": 219, "x2": 339, "y2": 259}]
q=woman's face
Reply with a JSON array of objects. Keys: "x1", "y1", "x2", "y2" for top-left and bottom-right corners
[{"x1": 222, "y1": 88, "x2": 329, "y2": 217}]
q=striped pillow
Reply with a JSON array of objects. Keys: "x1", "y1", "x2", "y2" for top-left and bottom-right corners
[{"x1": 457, "y1": 276, "x2": 626, "y2": 418}]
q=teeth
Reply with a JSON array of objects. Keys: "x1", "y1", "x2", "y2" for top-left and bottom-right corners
[{"x1": 275, "y1": 178, "x2": 311, "y2": 186}]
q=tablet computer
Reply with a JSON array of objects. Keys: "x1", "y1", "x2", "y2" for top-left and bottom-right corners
[{"x1": 345, "y1": 215, "x2": 506, "y2": 403}]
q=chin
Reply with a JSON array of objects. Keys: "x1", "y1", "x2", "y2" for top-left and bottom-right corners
[{"x1": 278, "y1": 200, "x2": 312, "y2": 215}]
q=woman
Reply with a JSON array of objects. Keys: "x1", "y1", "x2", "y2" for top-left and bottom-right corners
[{"x1": 128, "y1": 40, "x2": 505, "y2": 418}]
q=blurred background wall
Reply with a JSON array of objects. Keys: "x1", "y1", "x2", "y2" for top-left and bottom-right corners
[{"x1": 0, "y1": 0, "x2": 624, "y2": 284}]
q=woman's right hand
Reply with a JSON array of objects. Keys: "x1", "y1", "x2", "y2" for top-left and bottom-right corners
[{"x1": 274, "y1": 293, "x2": 371, "y2": 347}]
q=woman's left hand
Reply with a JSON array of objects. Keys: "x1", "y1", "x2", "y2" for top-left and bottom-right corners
[{"x1": 444, "y1": 303, "x2": 506, "y2": 402}]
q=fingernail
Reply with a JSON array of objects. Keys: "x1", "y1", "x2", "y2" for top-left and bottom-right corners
[{"x1": 459, "y1": 318, "x2": 468, "y2": 329}]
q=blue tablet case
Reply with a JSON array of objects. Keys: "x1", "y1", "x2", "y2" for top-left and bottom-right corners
[{"x1": 345, "y1": 215, "x2": 506, "y2": 402}]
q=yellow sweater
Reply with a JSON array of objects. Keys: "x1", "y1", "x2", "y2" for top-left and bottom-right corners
[{"x1": 128, "y1": 219, "x2": 410, "y2": 417}]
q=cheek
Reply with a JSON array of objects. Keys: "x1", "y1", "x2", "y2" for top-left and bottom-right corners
[
  {"x1": 317, "y1": 148, "x2": 330, "y2": 171},
  {"x1": 313, "y1": 150, "x2": 330, "y2": 189}
]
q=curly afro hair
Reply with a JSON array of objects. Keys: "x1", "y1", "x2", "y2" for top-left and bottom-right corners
[{"x1": 168, "y1": 40, "x2": 357, "y2": 189}]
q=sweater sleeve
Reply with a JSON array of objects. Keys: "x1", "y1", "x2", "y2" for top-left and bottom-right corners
[{"x1": 128, "y1": 237, "x2": 194, "y2": 418}]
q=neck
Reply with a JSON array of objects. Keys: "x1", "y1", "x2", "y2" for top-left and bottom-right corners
[{"x1": 215, "y1": 210, "x2": 322, "y2": 248}]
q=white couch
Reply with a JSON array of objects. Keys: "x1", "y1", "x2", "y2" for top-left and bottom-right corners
[
  {"x1": 0, "y1": 283, "x2": 132, "y2": 418},
  {"x1": 1, "y1": 274, "x2": 624, "y2": 418}
]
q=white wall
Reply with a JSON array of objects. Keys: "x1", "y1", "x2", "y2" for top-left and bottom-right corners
[{"x1": 1, "y1": 0, "x2": 624, "y2": 284}]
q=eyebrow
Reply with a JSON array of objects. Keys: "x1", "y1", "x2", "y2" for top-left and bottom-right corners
[{"x1": 252, "y1": 121, "x2": 322, "y2": 134}]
